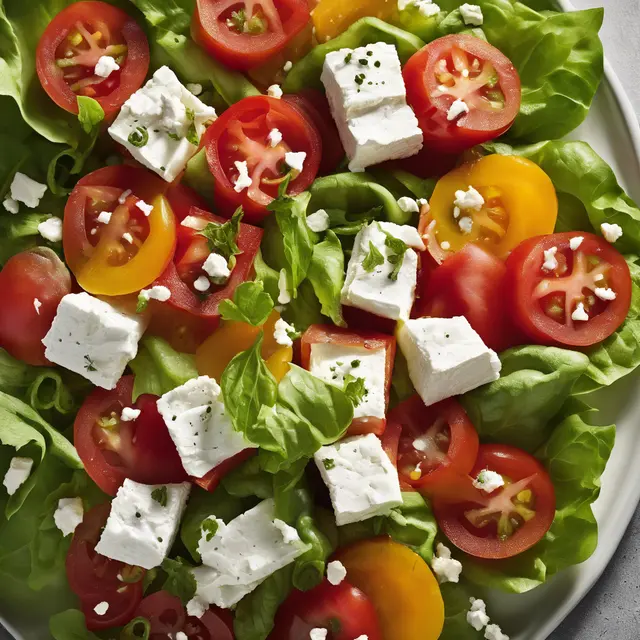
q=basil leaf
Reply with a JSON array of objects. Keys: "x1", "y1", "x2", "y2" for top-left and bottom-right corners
[
  {"x1": 199, "y1": 208, "x2": 243, "y2": 263},
  {"x1": 219, "y1": 281, "x2": 274, "y2": 327},
  {"x1": 362, "y1": 241, "x2": 384, "y2": 272}
]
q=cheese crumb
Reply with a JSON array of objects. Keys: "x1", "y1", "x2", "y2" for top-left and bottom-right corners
[
  {"x1": 569, "y1": 236, "x2": 584, "y2": 251},
  {"x1": 121, "y1": 407, "x2": 142, "y2": 422},
  {"x1": 3, "y1": 198, "x2": 19, "y2": 214},
  {"x1": 326, "y1": 560, "x2": 347, "y2": 585},
  {"x1": 273, "y1": 318, "x2": 296, "y2": 347},
  {"x1": 34, "y1": 298, "x2": 42, "y2": 315},
  {"x1": 194, "y1": 275, "x2": 211, "y2": 292},
  {"x1": 186, "y1": 597, "x2": 207, "y2": 618},
  {"x1": 181, "y1": 216, "x2": 208, "y2": 230},
  {"x1": 485, "y1": 623, "x2": 509, "y2": 640},
  {"x1": 283, "y1": 61, "x2": 293, "y2": 72},
  {"x1": 139, "y1": 285, "x2": 171, "y2": 304},
  {"x1": 467, "y1": 597, "x2": 490, "y2": 631},
  {"x1": 234, "y1": 160, "x2": 253, "y2": 193},
  {"x1": 595, "y1": 287, "x2": 617, "y2": 301},
  {"x1": 93, "y1": 601, "x2": 109, "y2": 616},
  {"x1": 273, "y1": 518, "x2": 300, "y2": 544},
  {"x1": 175, "y1": 633, "x2": 188, "y2": 640},
  {"x1": 454, "y1": 186, "x2": 484, "y2": 211},
  {"x1": 202, "y1": 253, "x2": 231, "y2": 284},
  {"x1": 268, "y1": 128, "x2": 283, "y2": 147},
  {"x1": 601, "y1": 222, "x2": 623, "y2": 243},
  {"x1": 94, "y1": 55, "x2": 120, "y2": 78},
  {"x1": 441, "y1": 241, "x2": 451, "y2": 250},
  {"x1": 267, "y1": 84, "x2": 283, "y2": 99},
  {"x1": 447, "y1": 99, "x2": 470, "y2": 122},
  {"x1": 397, "y1": 196, "x2": 419, "y2": 213},
  {"x1": 10, "y1": 172, "x2": 47, "y2": 208},
  {"x1": 306, "y1": 209, "x2": 330, "y2": 233},
  {"x1": 398, "y1": 0, "x2": 440, "y2": 17},
  {"x1": 122, "y1": 232, "x2": 134, "y2": 244},
  {"x1": 472, "y1": 469, "x2": 504, "y2": 493},
  {"x1": 460, "y1": 3, "x2": 484, "y2": 25},
  {"x1": 431, "y1": 542, "x2": 463, "y2": 583},
  {"x1": 3, "y1": 457, "x2": 33, "y2": 496},
  {"x1": 310, "y1": 630, "x2": 328, "y2": 640},
  {"x1": 285, "y1": 151, "x2": 306, "y2": 173},
  {"x1": 278, "y1": 269, "x2": 291, "y2": 305},
  {"x1": 542, "y1": 247, "x2": 558, "y2": 272},
  {"x1": 38, "y1": 217, "x2": 63, "y2": 243},
  {"x1": 118, "y1": 189, "x2": 132, "y2": 204},
  {"x1": 97, "y1": 211, "x2": 113, "y2": 224},
  {"x1": 136, "y1": 200, "x2": 154, "y2": 216},
  {"x1": 459, "y1": 216, "x2": 473, "y2": 234},
  {"x1": 571, "y1": 302, "x2": 589, "y2": 322},
  {"x1": 53, "y1": 497, "x2": 84, "y2": 537},
  {"x1": 186, "y1": 83, "x2": 203, "y2": 96}
]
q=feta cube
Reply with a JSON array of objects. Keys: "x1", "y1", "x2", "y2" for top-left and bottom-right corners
[
  {"x1": 54, "y1": 497, "x2": 84, "y2": 537},
  {"x1": 108, "y1": 66, "x2": 217, "y2": 182},
  {"x1": 38, "y1": 217, "x2": 63, "y2": 243},
  {"x1": 397, "y1": 317, "x2": 501, "y2": 406},
  {"x1": 460, "y1": 3, "x2": 484, "y2": 26},
  {"x1": 326, "y1": 560, "x2": 347, "y2": 585},
  {"x1": 156, "y1": 376, "x2": 256, "y2": 479},
  {"x1": 194, "y1": 499, "x2": 309, "y2": 608},
  {"x1": 9, "y1": 172, "x2": 47, "y2": 208},
  {"x1": 341, "y1": 221, "x2": 424, "y2": 321},
  {"x1": 3, "y1": 457, "x2": 33, "y2": 495},
  {"x1": 314, "y1": 434, "x2": 402, "y2": 526},
  {"x1": 309, "y1": 342, "x2": 388, "y2": 420},
  {"x1": 42, "y1": 293, "x2": 147, "y2": 390},
  {"x1": 95, "y1": 479, "x2": 191, "y2": 570},
  {"x1": 321, "y1": 43, "x2": 423, "y2": 171}
]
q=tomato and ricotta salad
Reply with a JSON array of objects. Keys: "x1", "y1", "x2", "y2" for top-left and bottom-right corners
[{"x1": 0, "y1": 1, "x2": 633, "y2": 639}]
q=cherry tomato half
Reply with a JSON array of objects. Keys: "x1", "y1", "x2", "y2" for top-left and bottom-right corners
[
  {"x1": 434, "y1": 444, "x2": 556, "y2": 560},
  {"x1": 66, "y1": 504, "x2": 144, "y2": 630},
  {"x1": 0, "y1": 248, "x2": 72, "y2": 366},
  {"x1": 506, "y1": 232, "x2": 632, "y2": 347},
  {"x1": 203, "y1": 95, "x2": 322, "y2": 222},
  {"x1": 36, "y1": 1, "x2": 149, "y2": 117},
  {"x1": 193, "y1": 0, "x2": 310, "y2": 71},
  {"x1": 74, "y1": 376, "x2": 187, "y2": 496},
  {"x1": 63, "y1": 165, "x2": 177, "y2": 296},
  {"x1": 271, "y1": 579, "x2": 382, "y2": 640},
  {"x1": 300, "y1": 325, "x2": 396, "y2": 436},
  {"x1": 404, "y1": 35, "x2": 521, "y2": 153}
]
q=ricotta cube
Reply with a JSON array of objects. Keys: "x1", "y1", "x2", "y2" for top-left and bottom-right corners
[
  {"x1": 108, "y1": 66, "x2": 217, "y2": 182},
  {"x1": 314, "y1": 434, "x2": 402, "y2": 526},
  {"x1": 309, "y1": 342, "x2": 388, "y2": 421},
  {"x1": 156, "y1": 376, "x2": 256, "y2": 478},
  {"x1": 397, "y1": 316, "x2": 501, "y2": 407},
  {"x1": 322, "y1": 43, "x2": 423, "y2": 171},
  {"x1": 95, "y1": 479, "x2": 191, "y2": 570},
  {"x1": 42, "y1": 293, "x2": 146, "y2": 390},
  {"x1": 194, "y1": 499, "x2": 309, "y2": 608},
  {"x1": 341, "y1": 221, "x2": 424, "y2": 321}
]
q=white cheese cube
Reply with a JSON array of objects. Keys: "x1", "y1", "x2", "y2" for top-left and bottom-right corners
[
  {"x1": 37, "y1": 217, "x2": 63, "y2": 243},
  {"x1": 322, "y1": 43, "x2": 423, "y2": 171},
  {"x1": 156, "y1": 376, "x2": 255, "y2": 479},
  {"x1": 3, "y1": 457, "x2": 33, "y2": 495},
  {"x1": 309, "y1": 342, "x2": 387, "y2": 420},
  {"x1": 42, "y1": 293, "x2": 146, "y2": 390},
  {"x1": 54, "y1": 497, "x2": 84, "y2": 537},
  {"x1": 341, "y1": 221, "x2": 424, "y2": 321},
  {"x1": 314, "y1": 434, "x2": 402, "y2": 526},
  {"x1": 9, "y1": 172, "x2": 47, "y2": 208},
  {"x1": 397, "y1": 316, "x2": 501, "y2": 407},
  {"x1": 95, "y1": 479, "x2": 191, "y2": 570},
  {"x1": 194, "y1": 499, "x2": 309, "y2": 608},
  {"x1": 108, "y1": 66, "x2": 217, "y2": 183}
]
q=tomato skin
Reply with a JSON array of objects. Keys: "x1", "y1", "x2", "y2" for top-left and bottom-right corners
[
  {"x1": 194, "y1": 449, "x2": 256, "y2": 492},
  {"x1": 203, "y1": 96, "x2": 322, "y2": 222},
  {"x1": 66, "y1": 504, "x2": 144, "y2": 630},
  {"x1": 434, "y1": 444, "x2": 556, "y2": 560},
  {"x1": 0, "y1": 248, "x2": 72, "y2": 366},
  {"x1": 506, "y1": 232, "x2": 632, "y2": 347},
  {"x1": 404, "y1": 35, "x2": 521, "y2": 153},
  {"x1": 270, "y1": 579, "x2": 382, "y2": 640},
  {"x1": 193, "y1": 0, "x2": 310, "y2": 71},
  {"x1": 416, "y1": 244, "x2": 522, "y2": 352},
  {"x1": 300, "y1": 325, "x2": 396, "y2": 436},
  {"x1": 36, "y1": 2, "x2": 149, "y2": 117},
  {"x1": 74, "y1": 376, "x2": 187, "y2": 496}
]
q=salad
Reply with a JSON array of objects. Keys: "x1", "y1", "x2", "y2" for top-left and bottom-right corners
[{"x1": 0, "y1": 0, "x2": 636, "y2": 638}]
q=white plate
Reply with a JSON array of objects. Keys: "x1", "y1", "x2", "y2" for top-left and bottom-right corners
[{"x1": 3, "y1": 2, "x2": 640, "y2": 639}]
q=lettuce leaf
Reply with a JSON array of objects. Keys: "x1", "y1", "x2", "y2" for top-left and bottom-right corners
[
  {"x1": 440, "y1": 582, "x2": 483, "y2": 640},
  {"x1": 50, "y1": 610, "x2": 100, "y2": 640},
  {"x1": 219, "y1": 281, "x2": 274, "y2": 327}
]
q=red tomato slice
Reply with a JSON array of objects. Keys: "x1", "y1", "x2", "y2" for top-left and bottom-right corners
[
  {"x1": 0, "y1": 248, "x2": 72, "y2": 366},
  {"x1": 66, "y1": 504, "x2": 144, "y2": 630},
  {"x1": 63, "y1": 165, "x2": 177, "y2": 296},
  {"x1": 135, "y1": 591, "x2": 234, "y2": 639},
  {"x1": 505, "y1": 232, "x2": 632, "y2": 347},
  {"x1": 283, "y1": 90, "x2": 344, "y2": 175},
  {"x1": 300, "y1": 324, "x2": 396, "y2": 436},
  {"x1": 193, "y1": 0, "x2": 310, "y2": 71},
  {"x1": 194, "y1": 449, "x2": 256, "y2": 492},
  {"x1": 36, "y1": 1, "x2": 149, "y2": 117},
  {"x1": 434, "y1": 444, "x2": 556, "y2": 560},
  {"x1": 74, "y1": 376, "x2": 187, "y2": 496},
  {"x1": 384, "y1": 396, "x2": 480, "y2": 498},
  {"x1": 203, "y1": 95, "x2": 322, "y2": 222},
  {"x1": 154, "y1": 206, "x2": 263, "y2": 331},
  {"x1": 404, "y1": 35, "x2": 521, "y2": 153},
  {"x1": 415, "y1": 243, "x2": 522, "y2": 352},
  {"x1": 270, "y1": 579, "x2": 382, "y2": 640}
]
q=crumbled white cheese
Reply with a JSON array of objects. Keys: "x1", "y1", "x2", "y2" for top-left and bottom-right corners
[
  {"x1": 186, "y1": 597, "x2": 207, "y2": 618},
  {"x1": 467, "y1": 597, "x2": 490, "y2": 631},
  {"x1": 267, "y1": 84, "x2": 283, "y2": 99},
  {"x1": 595, "y1": 287, "x2": 617, "y2": 301},
  {"x1": 118, "y1": 189, "x2": 132, "y2": 204},
  {"x1": 283, "y1": 61, "x2": 293, "y2": 72},
  {"x1": 431, "y1": 543, "x2": 463, "y2": 583},
  {"x1": 175, "y1": 632, "x2": 188, "y2": 640},
  {"x1": 441, "y1": 241, "x2": 451, "y2": 250},
  {"x1": 3, "y1": 198, "x2": 19, "y2": 214},
  {"x1": 472, "y1": 469, "x2": 504, "y2": 493},
  {"x1": 53, "y1": 497, "x2": 84, "y2": 536},
  {"x1": 10, "y1": 172, "x2": 47, "y2": 208},
  {"x1": 397, "y1": 196, "x2": 419, "y2": 213},
  {"x1": 121, "y1": 407, "x2": 141, "y2": 422},
  {"x1": 454, "y1": 186, "x2": 484, "y2": 211},
  {"x1": 94, "y1": 55, "x2": 120, "y2": 78},
  {"x1": 93, "y1": 601, "x2": 109, "y2": 616},
  {"x1": 542, "y1": 247, "x2": 558, "y2": 272},
  {"x1": 572, "y1": 302, "x2": 589, "y2": 322},
  {"x1": 136, "y1": 200, "x2": 154, "y2": 216},
  {"x1": 485, "y1": 623, "x2": 509, "y2": 640},
  {"x1": 460, "y1": 3, "x2": 484, "y2": 26},
  {"x1": 186, "y1": 83, "x2": 203, "y2": 96},
  {"x1": 234, "y1": 160, "x2": 253, "y2": 193},
  {"x1": 273, "y1": 518, "x2": 300, "y2": 544},
  {"x1": 326, "y1": 560, "x2": 347, "y2": 586},
  {"x1": 601, "y1": 222, "x2": 623, "y2": 243},
  {"x1": 97, "y1": 211, "x2": 112, "y2": 224},
  {"x1": 447, "y1": 99, "x2": 469, "y2": 122},
  {"x1": 594, "y1": 273, "x2": 605, "y2": 282},
  {"x1": 3, "y1": 457, "x2": 33, "y2": 496},
  {"x1": 181, "y1": 215, "x2": 208, "y2": 230},
  {"x1": 459, "y1": 217, "x2": 473, "y2": 234},
  {"x1": 122, "y1": 232, "x2": 134, "y2": 244},
  {"x1": 285, "y1": 151, "x2": 306, "y2": 173},
  {"x1": 202, "y1": 253, "x2": 231, "y2": 284},
  {"x1": 268, "y1": 128, "x2": 283, "y2": 147},
  {"x1": 278, "y1": 269, "x2": 291, "y2": 305},
  {"x1": 38, "y1": 217, "x2": 63, "y2": 243},
  {"x1": 398, "y1": 0, "x2": 440, "y2": 17},
  {"x1": 569, "y1": 236, "x2": 584, "y2": 251},
  {"x1": 194, "y1": 275, "x2": 211, "y2": 292},
  {"x1": 310, "y1": 630, "x2": 328, "y2": 640},
  {"x1": 306, "y1": 209, "x2": 330, "y2": 233},
  {"x1": 34, "y1": 298, "x2": 42, "y2": 315},
  {"x1": 139, "y1": 285, "x2": 171, "y2": 304},
  {"x1": 273, "y1": 318, "x2": 296, "y2": 347}
]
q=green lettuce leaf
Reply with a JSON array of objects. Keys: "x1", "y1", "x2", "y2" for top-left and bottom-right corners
[
  {"x1": 281, "y1": 279, "x2": 325, "y2": 332},
  {"x1": 461, "y1": 346, "x2": 590, "y2": 452},
  {"x1": 129, "y1": 336, "x2": 198, "y2": 401},
  {"x1": 50, "y1": 610, "x2": 100, "y2": 640},
  {"x1": 440, "y1": 582, "x2": 483, "y2": 640},
  {"x1": 219, "y1": 281, "x2": 275, "y2": 326},
  {"x1": 285, "y1": 17, "x2": 424, "y2": 93},
  {"x1": 160, "y1": 557, "x2": 197, "y2": 605}
]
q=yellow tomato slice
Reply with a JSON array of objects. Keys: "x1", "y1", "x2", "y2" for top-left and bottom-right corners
[
  {"x1": 337, "y1": 538, "x2": 444, "y2": 640},
  {"x1": 428, "y1": 155, "x2": 558, "y2": 260},
  {"x1": 195, "y1": 310, "x2": 292, "y2": 382},
  {"x1": 75, "y1": 194, "x2": 176, "y2": 296},
  {"x1": 312, "y1": 0, "x2": 397, "y2": 43}
]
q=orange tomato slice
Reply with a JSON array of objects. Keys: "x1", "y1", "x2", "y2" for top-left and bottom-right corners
[{"x1": 312, "y1": 0, "x2": 397, "y2": 43}]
